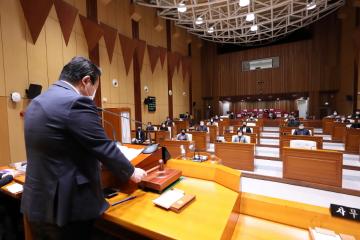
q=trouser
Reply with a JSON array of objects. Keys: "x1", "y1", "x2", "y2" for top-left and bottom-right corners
[{"x1": 28, "y1": 219, "x2": 95, "y2": 240}]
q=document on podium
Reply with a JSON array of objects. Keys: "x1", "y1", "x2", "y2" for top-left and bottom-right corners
[
  {"x1": 153, "y1": 189, "x2": 185, "y2": 209},
  {"x1": 117, "y1": 144, "x2": 144, "y2": 162}
]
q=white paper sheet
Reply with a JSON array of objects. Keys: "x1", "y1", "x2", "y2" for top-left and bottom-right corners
[
  {"x1": 117, "y1": 144, "x2": 144, "y2": 162},
  {"x1": 6, "y1": 183, "x2": 23, "y2": 194}
]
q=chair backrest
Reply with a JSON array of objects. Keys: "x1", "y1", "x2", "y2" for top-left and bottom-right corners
[
  {"x1": 244, "y1": 135, "x2": 251, "y2": 143},
  {"x1": 249, "y1": 128, "x2": 253, "y2": 133},
  {"x1": 247, "y1": 122, "x2": 256, "y2": 126},
  {"x1": 231, "y1": 135, "x2": 237, "y2": 142},
  {"x1": 153, "y1": 126, "x2": 158, "y2": 131},
  {"x1": 217, "y1": 136, "x2": 225, "y2": 142},
  {"x1": 309, "y1": 130, "x2": 312, "y2": 135},
  {"x1": 290, "y1": 140, "x2": 316, "y2": 149},
  {"x1": 187, "y1": 133, "x2": 193, "y2": 141},
  {"x1": 291, "y1": 129, "x2": 296, "y2": 135}
]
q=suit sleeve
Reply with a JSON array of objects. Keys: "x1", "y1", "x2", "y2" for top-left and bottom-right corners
[{"x1": 67, "y1": 96, "x2": 134, "y2": 182}]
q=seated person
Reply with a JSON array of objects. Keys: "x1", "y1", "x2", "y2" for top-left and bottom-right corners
[
  {"x1": 146, "y1": 122, "x2": 154, "y2": 131},
  {"x1": 287, "y1": 117, "x2": 300, "y2": 127},
  {"x1": 159, "y1": 123, "x2": 168, "y2": 131},
  {"x1": 239, "y1": 122, "x2": 252, "y2": 133},
  {"x1": 292, "y1": 124, "x2": 310, "y2": 136},
  {"x1": 207, "y1": 118, "x2": 218, "y2": 126},
  {"x1": 229, "y1": 112, "x2": 235, "y2": 119},
  {"x1": 232, "y1": 130, "x2": 248, "y2": 143},
  {"x1": 164, "y1": 116, "x2": 174, "y2": 126},
  {"x1": 176, "y1": 129, "x2": 189, "y2": 141},
  {"x1": 132, "y1": 126, "x2": 146, "y2": 143},
  {"x1": 214, "y1": 115, "x2": 220, "y2": 122},
  {"x1": 351, "y1": 122, "x2": 360, "y2": 129},
  {"x1": 196, "y1": 121, "x2": 208, "y2": 132}
]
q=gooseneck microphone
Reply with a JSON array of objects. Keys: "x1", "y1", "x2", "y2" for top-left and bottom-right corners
[{"x1": 97, "y1": 107, "x2": 158, "y2": 154}]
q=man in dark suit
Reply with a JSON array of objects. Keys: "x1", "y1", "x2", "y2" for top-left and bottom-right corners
[
  {"x1": 239, "y1": 122, "x2": 252, "y2": 133},
  {"x1": 22, "y1": 57, "x2": 147, "y2": 239},
  {"x1": 196, "y1": 121, "x2": 208, "y2": 132},
  {"x1": 293, "y1": 124, "x2": 310, "y2": 135},
  {"x1": 133, "y1": 126, "x2": 146, "y2": 143}
]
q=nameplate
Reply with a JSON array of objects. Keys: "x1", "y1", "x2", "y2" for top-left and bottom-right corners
[{"x1": 330, "y1": 204, "x2": 360, "y2": 222}]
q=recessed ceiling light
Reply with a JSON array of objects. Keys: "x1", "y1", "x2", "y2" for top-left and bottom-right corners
[
  {"x1": 246, "y1": 13, "x2": 255, "y2": 22},
  {"x1": 306, "y1": 2, "x2": 316, "y2": 10},
  {"x1": 250, "y1": 25, "x2": 258, "y2": 31},
  {"x1": 207, "y1": 26, "x2": 214, "y2": 33},
  {"x1": 177, "y1": 3, "x2": 187, "y2": 13},
  {"x1": 195, "y1": 17, "x2": 203, "y2": 25},
  {"x1": 239, "y1": 0, "x2": 250, "y2": 7}
]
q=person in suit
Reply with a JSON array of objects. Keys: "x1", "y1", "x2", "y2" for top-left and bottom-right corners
[
  {"x1": 159, "y1": 123, "x2": 168, "y2": 131},
  {"x1": 287, "y1": 117, "x2": 300, "y2": 127},
  {"x1": 196, "y1": 121, "x2": 208, "y2": 132},
  {"x1": 232, "y1": 130, "x2": 248, "y2": 143},
  {"x1": 176, "y1": 129, "x2": 189, "y2": 141},
  {"x1": 293, "y1": 124, "x2": 310, "y2": 135},
  {"x1": 146, "y1": 122, "x2": 154, "y2": 131},
  {"x1": 132, "y1": 126, "x2": 146, "y2": 144},
  {"x1": 239, "y1": 122, "x2": 252, "y2": 133},
  {"x1": 22, "y1": 57, "x2": 147, "y2": 239},
  {"x1": 164, "y1": 116, "x2": 174, "y2": 127}
]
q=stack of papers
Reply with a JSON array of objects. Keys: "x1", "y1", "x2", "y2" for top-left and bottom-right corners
[
  {"x1": 153, "y1": 189, "x2": 185, "y2": 209},
  {"x1": 309, "y1": 228, "x2": 341, "y2": 240},
  {"x1": 117, "y1": 144, "x2": 144, "y2": 161}
]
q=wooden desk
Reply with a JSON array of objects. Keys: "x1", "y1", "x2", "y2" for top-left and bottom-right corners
[
  {"x1": 187, "y1": 131, "x2": 209, "y2": 151},
  {"x1": 279, "y1": 135, "x2": 323, "y2": 157},
  {"x1": 208, "y1": 125, "x2": 218, "y2": 143},
  {"x1": 263, "y1": 118, "x2": 285, "y2": 127},
  {"x1": 153, "y1": 130, "x2": 171, "y2": 143},
  {"x1": 302, "y1": 119, "x2": 322, "y2": 128},
  {"x1": 280, "y1": 126, "x2": 314, "y2": 136},
  {"x1": 344, "y1": 128, "x2": 360, "y2": 154},
  {"x1": 332, "y1": 122, "x2": 347, "y2": 142},
  {"x1": 322, "y1": 117, "x2": 335, "y2": 135},
  {"x1": 100, "y1": 160, "x2": 240, "y2": 240},
  {"x1": 159, "y1": 140, "x2": 194, "y2": 159},
  {"x1": 232, "y1": 214, "x2": 310, "y2": 240},
  {"x1": 218, "y1": 119, "x2": 229, "y2": 135},
  {"x1": 174, "y1": 120, "x2": 189, "y2": 135},
  {"x1": 215, "y1": 142, "x2": 255, "y2": 171},
  {"x1": 223, "y1": 132, "x2": 257, "y2": 144},
  {"x1": 282, "y1": 147, "x2": 342, "y2": 187}
]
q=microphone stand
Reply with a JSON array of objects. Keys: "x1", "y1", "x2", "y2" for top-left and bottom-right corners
[{"x1": 98, "y1": 107, "x2": 158, "y2": 153}]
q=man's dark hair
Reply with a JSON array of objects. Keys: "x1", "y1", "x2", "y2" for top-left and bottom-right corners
[{"x1": 59, "y1": 56, "x2": 101, "y2": 84}]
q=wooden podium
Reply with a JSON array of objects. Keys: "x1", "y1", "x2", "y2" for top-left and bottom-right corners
[
  {"x1": 345, "y1": 128, "x2": 360, "y2": 153},
  {"x1": 215, "y1": 142, "x2": 255, "y2": 171},
  {"x1": 188, "y1": 131, "x2": 209, "y2": 151}
]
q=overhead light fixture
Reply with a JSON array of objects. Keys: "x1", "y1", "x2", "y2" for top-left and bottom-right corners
[
  {"x1": 207, "y1": 26, "x2": 214, "y2": 33},
  {"x1": 239, "y1": 0, "x2": 250, "y2": 7},
  {"x1": 246, "y1": 13, "x2": 255, "y2": 22},
  {"x1": 306, "y1": 1, "x2": 316, "y2": 10},
  {"x1": 177, "y1": 3, "x2": 187, "y2": 13},
  {"x1": 250, "y1": 25, "x2": 258, "y2": 32},
  {"x1": 195, "y1": 17, "x2": 203, "y2": 25}
]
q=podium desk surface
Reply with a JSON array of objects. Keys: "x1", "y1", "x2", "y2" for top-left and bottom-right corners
[{"x1": 103, "y1": 175, "x2": 239, "y2": 240}]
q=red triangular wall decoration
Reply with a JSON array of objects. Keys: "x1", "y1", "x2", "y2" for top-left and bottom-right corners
[
  {"x1": 100, "y1": 22, "x2": 117, "y2": 63},
  {"x1": 158, "y1": 47, "x2": 167, "y2": 68},
  {"x1": 175, "y1": 52, "x2": 182, "y2": 73},
  {"x1": 147, "y1": 45, "x2": 160, "y2": 73},
  {"x1": 54, "y1": 0, "x2": 78, "y2": 46},
  {"x1": 119, "y1": 34, "x2": 137, "y2": 75},
  {"x1": 20, "y1": 0, "x2": 54, "y2": 44},
  {"x1": 134, "y1": 39, "x2": 146, "y2": 72},
  {"x1": 79, "y1": 15, "x2": 103, "y2": 51},
  {"x1": 167, "y1": 52, "x2": 180, "y2": 80}
]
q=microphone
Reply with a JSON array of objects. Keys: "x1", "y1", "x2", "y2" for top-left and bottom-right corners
[
  {"x1": 100, "y1": 117, "x2": 117, "y2": 141},
  {"x1": 97, "y1": 107, "x2": 158, "y2": 154}
]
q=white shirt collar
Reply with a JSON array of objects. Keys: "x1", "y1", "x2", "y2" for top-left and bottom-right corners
[{"x1": 60, "y1": 80, "x2": 80, "y2": 95}]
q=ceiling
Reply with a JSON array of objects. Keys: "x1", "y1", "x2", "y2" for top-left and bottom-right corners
[{"x1": 135, "y1": 0, "x2": 345, "y2": 45}]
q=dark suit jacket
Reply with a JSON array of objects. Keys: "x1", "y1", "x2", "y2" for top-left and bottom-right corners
[
  {"x1": 293, "y1": 129, "x2": 310, "y2": 136},
  {"x1": 21, "y1": 81, "x2": 135, "y2": 226}
]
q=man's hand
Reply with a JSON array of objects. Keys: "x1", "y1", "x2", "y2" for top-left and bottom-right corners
[{"x1": 130, "y1": 168, "x2": 147, "y2": 183}]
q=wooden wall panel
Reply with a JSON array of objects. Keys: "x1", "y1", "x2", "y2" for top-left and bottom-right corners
[
  {"x1": 0, "y1": 97, "x2": 10, "y2": 165},
  {"x1": 201, "y1": 14, "x2": 344, "y2": 117}
]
